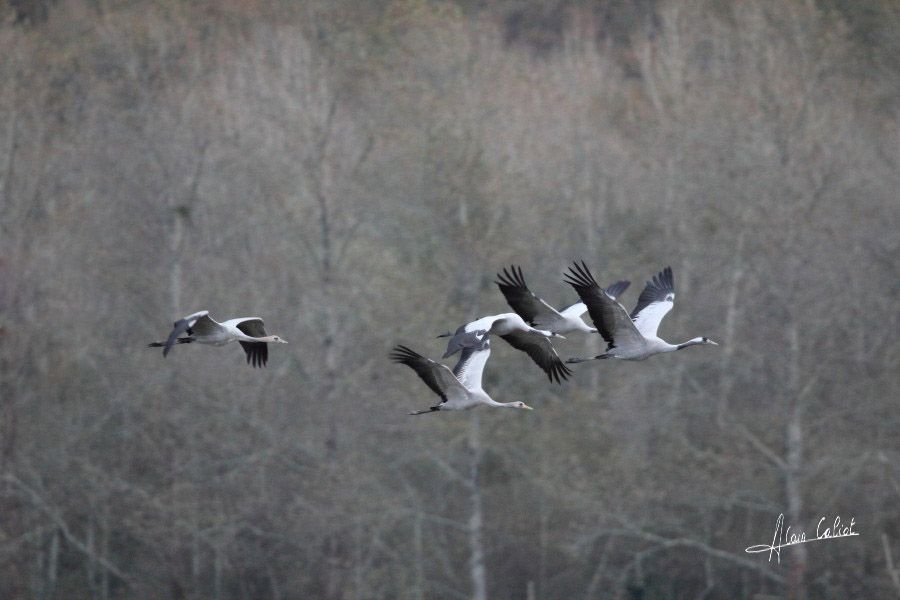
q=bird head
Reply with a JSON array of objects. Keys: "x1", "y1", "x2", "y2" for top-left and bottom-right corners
[
  {"x1": 515, "y1": 401, "x2": 534, "y2": 411},
  {"x1": 701, "y1": 337, "x2": 718, "y2": 345},
  {"x1": 271, "y1": 335, "x2": 289, "y2": 344}
]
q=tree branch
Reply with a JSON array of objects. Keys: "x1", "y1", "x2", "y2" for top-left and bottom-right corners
[{"x1": 2, "y1": 473, "x2": 132, "y2": 586}]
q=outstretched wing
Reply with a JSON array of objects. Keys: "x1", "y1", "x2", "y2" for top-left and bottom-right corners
[
  {"x1": 238, "y1": 341, "x2": 268, "y2": 367},
  {"x1": 630, "y1": 267, "x2": 675, "y2": 338},
  {"x1": 234, "y1": 318, "x2": 268, "y2": 337},
  {"x1": 162, "y1": 311, "x2": 218, "y2": 356},
  {"x1": 495, "y1": 265, "x2": 562, "y2": 328},
  {"x1": 500, "y1": 330, "x2": 572, "y2": 384},
  {"x1": 235, "y1": 318, "x2": 269, "y2": 367},
  {"x1": 564, "y1": 262, "x2": 642, "y2": 351},
  {"x1": 391, "y1": 345, "x2": 469, "y2": 407},
  {"x1": 559, "y1": 279, "x2": 630, "y2": 318},
  {"x1": 604, "y1": 280, "x2": 631, "y2": 302},
  {"x1": 443, "y1": 325, "x2": 491, "y2": 359},
  {"x1": 452, "y1": 336, "x2": 491, "y2": 391}
]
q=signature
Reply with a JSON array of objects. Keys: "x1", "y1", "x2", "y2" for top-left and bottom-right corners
[{"x1": 745, "y1": 513, "x2": 859, "y2": 563}]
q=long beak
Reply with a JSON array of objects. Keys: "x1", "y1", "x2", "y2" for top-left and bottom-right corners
[
  {"x1": 522, "y1": 404, "x2": 534, "y2": 411},
  {"x1": 708, "y1": 340, "x2": 719, "y2": 346},
  {"x1": 553, "y1": 333, "x2": 566, "y2": 340}
]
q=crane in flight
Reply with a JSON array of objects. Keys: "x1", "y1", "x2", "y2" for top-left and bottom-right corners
[
  {"x1": 148, "y1": 310, "x2": 287, "y2": 367},
  {"x1": 391, "y1": 336, "x2": 534, "y2": 414},
  {"x1": 437, "y1": 313, "x2": 572, "y2": 384},
  {"x1": 564, "y1": 262, "x2": 717, "y2": 363},
  {"x1": 496, "y1": 264, "x2": 629, "y2": 334}
]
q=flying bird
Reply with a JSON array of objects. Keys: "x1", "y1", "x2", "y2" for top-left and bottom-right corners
[
  {"x1": 437, "y1": 313, "x2": 572, "y2": 384},
  {"x1": 148, "y1": 311, "x2": 287, "y2": 367},
  {"x1": 496, "y1": 264, "x2": 630, "y2": 334},
  {"x1": 564, "y1": 262, "x2": 717, "y2": 362},
  {"x1": 390, "y1": 337, "x2": 534, "y2": 414}
]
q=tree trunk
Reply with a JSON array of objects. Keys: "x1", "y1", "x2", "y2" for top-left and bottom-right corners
[
  {"x1": 44, "y1": 529, "x2": 60, "y2": 600},
  {"x1": 717, "y1": 229, "x2": 745, "y2": 426},
  {"x1": 785, "y1": 321, "x2": 806, "y2": 600},
  {"x1": 467, "y1": 412, "x2": 487, "y2": 600},
  {"x1": 412, "y1": 511, "x2": 425, "y2": 600},
  {"x1": 213, "y1": 547, "x2": 223, "y2": 600}
]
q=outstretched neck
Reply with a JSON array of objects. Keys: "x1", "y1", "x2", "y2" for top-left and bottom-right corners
[
  {"x1": 569, "y1": 318, "x2": 595, "y2": 333},
  {"x1": 237, "y1": 333, "x2": 281, "y2": 343},
  {"x1": 675, "y1": 337, "x2": 705, "y2": 350},
  {"x1": 485, "y1": 397, "x2": 514, "y2": 409},
  {"x1": 530, "y1": 326, "x2": 565, "y2": 339}
]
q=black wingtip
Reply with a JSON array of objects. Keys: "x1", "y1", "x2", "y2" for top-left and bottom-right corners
[
  {"x1": 390, "y1": 345, "x2": 422, "y2": 364},
  {"x1": 564, "y1": 260, "x2": 598, "y2": 289},
  {"x1": 496, "y1": 265, "x2": 528, "y2": 289}
]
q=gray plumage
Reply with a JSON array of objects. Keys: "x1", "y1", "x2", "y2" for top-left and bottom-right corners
[
  {"x1": 564, "y1": 262, "x2": 718, "y2": 362},
  {"x1": 148, "y1": 311, "x2": 287, "y2": 368},
  {"x1": 390, "y1": 338, "x2": 534, "y2": 414},
  {"x1": 496, "y1": 264, "x2": 630, "y2": 335}
]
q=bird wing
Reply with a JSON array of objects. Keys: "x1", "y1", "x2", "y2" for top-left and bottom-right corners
[
  {"x1": 558, "y1": 301, "x2": 588, "y2": 319},
  {"x1": 187, "y1": 313, "x2": 222, "y2": 336},
  {"x1": 495, "y1": 266, "x2": 562, "y2": 328},
  {"x1": 564, "y1": 261, "x2": 643, "y2": 350},
  {"x1": 604, "y1": 280, "x2": 631, "y2": 302},
  {"x1": 391, "y1": 345, "x2": 469, "y2": 407},
  {"x1": 558, "y1": 280, "x2": 630, "y2": 318},
  {"x1": 452, "y1": 336, "x2": 492, "y2": 391},
  {"x1": 238, "y1": 341, "x2": 268, "y2": 367},
  {"x1": 629, "y1": 267, "x2": 675, "y2": 338},
  {"x1": 443, "y1": 323, "x2": 491, "y2": 358},
  {"x1": 233, "y1": 318, "x2": 268, "y2": 338},
  {"x1": 162, "y1": 311, "x2": 219, "y2": 356},
  {"x1": 500, "y1": 330, "x2": 572, "y2": 384},
  {"x1": 233, "y1": 318, "x2": 270, "y2": 367}
]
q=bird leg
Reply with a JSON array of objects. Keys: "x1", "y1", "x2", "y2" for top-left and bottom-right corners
[{"x1": 148, "y1": 337, "x2": 195, "y2": 348}]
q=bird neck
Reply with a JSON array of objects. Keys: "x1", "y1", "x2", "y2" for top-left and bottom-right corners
[
  {"x1": 675, "y1": 338, "x2": 704, "y2": 350},
  {"x1": 580, "y1": 322, "x2": 598, "y2": 333},
  {"x1": 238, "y1": 333, "x2": 277, "y2": 343},
  {"x1": 481, "y1": 394, "x2": 510, "y2": 408},
  {"x1": 493, "y1": 401, "x2": 521, "y2": 409}
]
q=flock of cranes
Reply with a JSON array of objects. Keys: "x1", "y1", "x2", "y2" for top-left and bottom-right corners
[
  {"x1": 392, "y1": 261, "x2": 717, "y2": 414},
  {"x1": 148, "y1": 261, "x2": 716, "y2": 413}
]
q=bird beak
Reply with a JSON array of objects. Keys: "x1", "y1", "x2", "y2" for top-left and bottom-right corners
[
  {"x1": 553, "y1": 333, "x2": 566, "y2": 340},
  {"x1": 280, "y1": 338, "x2": 289, "y2": 344},
  {"x1": 522, "y1": 404, "x2": 534, "y2": 411},
  {"x1": 708, "y1": 340, "x2": 719, "y2": 346}
]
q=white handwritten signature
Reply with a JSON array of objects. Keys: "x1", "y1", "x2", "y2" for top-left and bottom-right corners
[{"x1": 745, "y1": 513, "x2": 859, "y2": 563}]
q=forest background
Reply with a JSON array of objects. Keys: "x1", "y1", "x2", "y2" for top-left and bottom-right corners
[{"x1": 0, "y1": 0, "x2": 898, "y2": 599}]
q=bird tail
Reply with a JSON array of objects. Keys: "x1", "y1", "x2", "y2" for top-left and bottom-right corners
[
  {"x1": 566, "y1": 355, "x2": 607, "y2": 364},
  {"x1": 148, "y1": 338, "x2": 194, "y2": 350}
]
